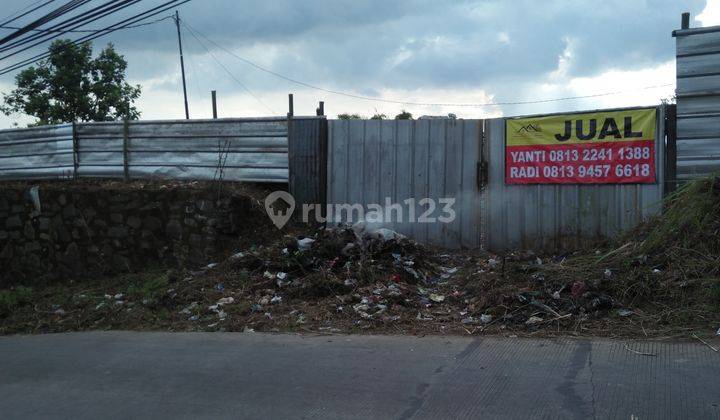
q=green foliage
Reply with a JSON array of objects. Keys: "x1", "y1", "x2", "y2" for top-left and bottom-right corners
[
  {"x1": 1, "y1": 39, "x2": 141, "y2": 125},
  {"x1": 337, "y1": 113, "x2": 362, "y2": 120},
  {"x1": 0, "y1": 286, "x2": 33, "y2": 317},
  {"x1": 370, "y1": 113, "x2": 386, "y2": 120},
  {"x1": 126, "y1": 271, "x2": 170, "y2": 303},
  {"x1": 642, "y1": 175, "x2": 720, "y2": 257},
  {"x1": 394, "y1": 110, "x2": 413, "y2": 120}
]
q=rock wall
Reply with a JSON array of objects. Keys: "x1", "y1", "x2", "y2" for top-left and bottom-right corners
[{"x1": 0, "y1": 182, "x2": 262, "y2": 285}]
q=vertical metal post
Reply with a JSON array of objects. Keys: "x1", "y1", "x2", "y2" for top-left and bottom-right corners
[
  {"x1": 681, "y1": 12, "x2": 690, "y2": 29},
  {"x1": 71, "y1": 122, "x2": 79, "y2": 180},
  {"x1": 175, "y1": 11, "x2": 190, "y2": 119},
  {"x1": 211, "y1": 90, "x2": 217, "y2": 119},
  {"x1": 316, "y1": 101, "x2": 324, "y2": 116},
  {"x1": 665, "y1": 104, "x2": 677, "y2": 194},
  {"x1": 123, "y1": 119, "x2": 130, "y2": 181},
  {"x1": 287, "y1": 93, "x2": 294, "y2": 197}
]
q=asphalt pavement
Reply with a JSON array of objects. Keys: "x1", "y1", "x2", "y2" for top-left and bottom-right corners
[{"x1": 0, "y1": 331, "x2": 718, "y2": 419}]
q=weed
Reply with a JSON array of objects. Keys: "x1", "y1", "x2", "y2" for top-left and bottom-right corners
[
  {"x1": 0, "y1": 286, "x2": 33, "y2": 317},
  {"x1": 126, "y1": 270, "x2": 170, "y2": 303}
]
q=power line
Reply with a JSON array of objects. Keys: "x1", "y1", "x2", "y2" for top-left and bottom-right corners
[
  {"x1": 0, "y1": 0, "x2": 91, "y2": 46},
  {"x1": 0, "y1": 15, "x2": 172, "y2": 33},
  {"x1": 0, "y1": 0, "x2": 192, "y2": 75},
  {"x1": 0, "y1": 0, "x2": 56, "y2": 28},
  {"x1": 184, "y1": 20, "x2": 675, "y2": 108},
  {"x1": 182, "y1": 21, "x2": 276, "y2": 115},
  {"x1": 0, "y1": 1, "x2": 141, "y2": 57}
]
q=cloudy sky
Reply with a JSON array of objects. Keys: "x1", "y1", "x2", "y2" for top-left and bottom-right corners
[{"x1": 0, "y1": 0, "x2": 718, "y2": 127}]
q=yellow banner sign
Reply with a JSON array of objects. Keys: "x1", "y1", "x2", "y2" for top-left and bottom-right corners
[{"x1": 506, "y1": 108, "x2": 656, "y2": 146}]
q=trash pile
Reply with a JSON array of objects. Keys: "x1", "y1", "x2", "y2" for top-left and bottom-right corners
[
  {"x1": 2, "y1": 177, "x2": 719, "y2": 338},
  {"x1": 172, "y1": 221, "x2": 651, "y2": 336}
]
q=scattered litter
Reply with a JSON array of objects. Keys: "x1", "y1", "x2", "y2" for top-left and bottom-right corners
[
  {"x1": 617, "y1": 308, "x2": 634, "y2": 317},
  {"x1": 429, "y1": 293, "x2": 445, "y2": 303},
  {"x1": 180, "y1": 302, "x2": 199, "y2": 314},
  {"x1": 270, "y1": 296, "x2": 283, "y2": 304},
  {"x1": 624, "y1": 344, "x2": 657, "y2": 357},
  {"x1": 480, "y1": 314, "x2": 493, "y2": 324},
  {"x1": 204, "y1": 262, "x2": 218, "y2": 270},
  {"x1": 692, "y1": 333, "x2": 719, "y2": 352},
  {"x1": 488, "y1": 258, "x2": 500, "y2": 269},
  {"x1": 216, "y1": 297, "x2": 234, "y2": 306},
  {"x1": 297, "y1": 237, "x2": 315, "y2": 250},
  {"x1": 571, "y1": 281, "x2": 586, "y2": 298},
  {"x1": 604, "y1": 269, "x2": 612, "y2": 278},
  {"x1": 113, "y1": 293, "x2": 123, "y2": 300},
  {"x1": 416, "y1": 312, "x2": 434, "y2": 321},
  {"x1": 525, "y1": 316, "x2": 543, "y2": 325}
]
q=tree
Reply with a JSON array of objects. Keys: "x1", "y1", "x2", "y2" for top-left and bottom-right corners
[
  {"x1": 337, "y1": 113, "x2": 362, "y2": 120},
  {"x1": 1, "y1": 39, "x2": 141, "y2": 125},
  {"x1": 370, "y1": 113, "x2": 386, "y2": 120},
  {"x1": 395, "y1": 110, "x2": 413, "y2": 120}
]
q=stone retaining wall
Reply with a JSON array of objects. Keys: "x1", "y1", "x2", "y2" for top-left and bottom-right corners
[{"x1": 0, "y1": 182, "x2": 261, "y2": 284}]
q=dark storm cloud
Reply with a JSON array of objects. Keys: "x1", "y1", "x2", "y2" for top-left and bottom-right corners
[{"x1": 0, "y1": 0, "x2": 709, "y2": 100}]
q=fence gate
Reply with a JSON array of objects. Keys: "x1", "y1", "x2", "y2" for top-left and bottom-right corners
[{"x1": 327, "y1": 119, "x2": 485, "y2": 249}]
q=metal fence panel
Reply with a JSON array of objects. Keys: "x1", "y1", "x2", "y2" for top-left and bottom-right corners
[
  {"x1": 483, "y1": 106, "x2": 666, "y2": 251},
  {"x1": 124, "y1": 118, "x2": 289, "y2": 182},
  {"x1": 327, "y1": 119, "x2": 483, "y2": 249},
  {"x1": 675, "y1": 25, "x2": 720, "y2": 180},
  {"x1": 288, "y1": 117, "x2": 327, "y2": 212},
  {"x1": 0, "y1": 117, "x2": 296, "y2": 183},
  {"x1": 0, "y1": 124, "x2": 74, "y2": 180}
]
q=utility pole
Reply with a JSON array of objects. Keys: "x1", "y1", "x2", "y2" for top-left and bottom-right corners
[{"x1": 174, "y1": 10, "x2": 189, "y2": 119}]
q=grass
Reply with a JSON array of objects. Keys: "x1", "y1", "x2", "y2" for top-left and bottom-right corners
[
  {"x1": 0, "y1": 286, "x2": 33, "y2": 317},
  {"x1": 125, "y1": 269, "x2": 171, "y2": 304}
]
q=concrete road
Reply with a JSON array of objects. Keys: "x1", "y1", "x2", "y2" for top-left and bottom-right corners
[{"x1": 0, "y1": 332, "x2": 718, "y2": 419}]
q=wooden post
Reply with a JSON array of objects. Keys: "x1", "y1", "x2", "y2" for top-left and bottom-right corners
[
  {"x1": 174, "y1": 11, "x2": 190, "y2": 119},
  {"x1": 211, "y1": 90, "x2": 217, "y2": 119},
  {"x1": 681, "y1": 12, "x2": 690, "y2": 29}
]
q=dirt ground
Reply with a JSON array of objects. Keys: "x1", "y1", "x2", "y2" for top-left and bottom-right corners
[{"x1": 1, "y1": 177, "x2": 719, "y2": 342}]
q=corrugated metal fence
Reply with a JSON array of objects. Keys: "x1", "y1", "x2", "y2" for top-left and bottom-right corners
[
  {"x1": 327, "y1": 119, "x2": 483, "y2": 248},
  {"x1": 0, "y1": 124, "x2": 74, "y2": 179},
  {"x1": 0, "y1": 117, "x2": 308, "y2": 183},
  {"x1": 483, "y1": 106, "x2": 666, "y2": 251},
  {"x1": 674, "y1": 24, "x2": 720, "y2": 180},
  {"x1": 327, "y1": 108, "x2": 666, "y2": 251}
]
